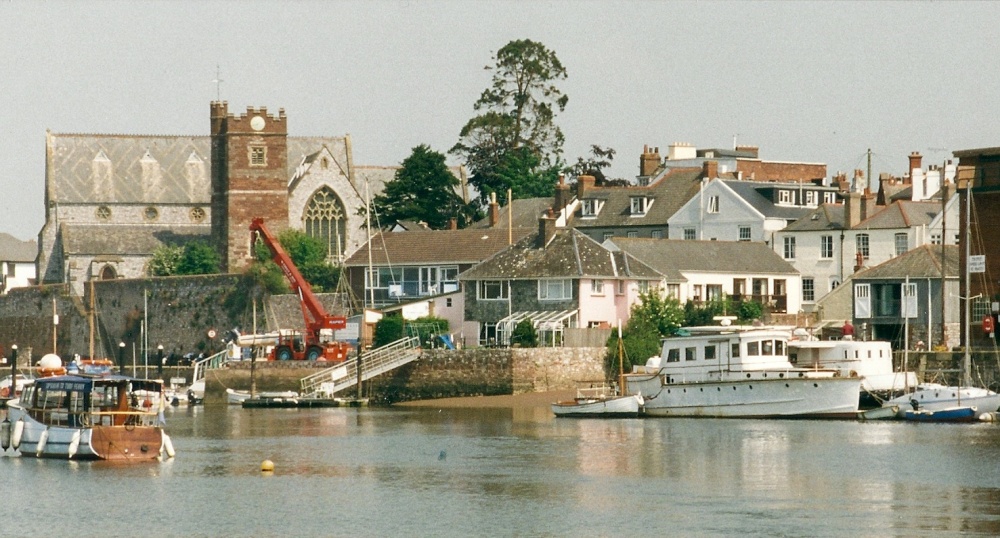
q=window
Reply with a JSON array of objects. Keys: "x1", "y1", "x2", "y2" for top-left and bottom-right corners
[
  {"x1": 684, "y1": 228, "x2": 696, "y2": 240},
  {"x1": 591, "y1": 279, "x2": 604, "y2": 295},
  {"x1": 738, "y1": 226, "x2": 751, "y2": 241},
  {"x1": 637, "y1": 281, "x2": 650, "y2": 293},
  {"x1": 479, "y1": 280, "x2": 509, "y2": 300},
  {"x1": 617, "y1": 280, "x2": 625, "y2": 295},
  {"x1": 707, "y1": 196, "x2": 719, "y2": 213},
  {"x1": 731, "y1": 343, "x2": 741, "y2": 358},
  {"x1": 856, "y1": 234, "x2": 870, "y2": 259},
  {"x1": 304, "y1": 187, "x2": 347, "y2": 261},
  {"x1": 685, "y1": 347, "x2": 697, "y2": 361},
  {"x1": 706, "y1": 284, "x2": 723, "y2": 301},
  {"x1": 539, "y1": 279, "x2": 572, "y2": 300},
  {"x1": 627, "y1": 230, "x2": 638, "y2": 238},
  {"x1": 705, "y1": 345, "x2": 716, "y2": 361},
  {"x1": 666, "y1": 349, "x2": 680, "y2": 362},
  {"x1": 824, "y1": 192, "x2": 837, "y2": 204},
  {"x1": 630, "y1": 196, "x2": 649, "y2": 215},
  {"x1": 249, "y1": 146, "x2": 266, "y2": 166},
  {"x1": 803, "y1": 278, "x2": 815, "y2": 302},
  {"x1": 783, "y1": 236, "x2": 796, "y2": 260},
  {"x1": 603, "y1": 232, "x2": 614, "y2": 241},
  {"x1": 446, "y1": 298, "x2": 452, "y2": 307},
  {"x1": 805, "y1": 191, "x2": 818, "y2": 206},
  {"x1": 930, "y1": 233, "x2": 942, "y2": 245},
  {"x1": 651, "y1": 230, "x2": 663, "y2": 239},
  {"x1": 581, "y1": 199, "x2": 601, "y2": 216},
  {"x1": 895, "y1": 233, "x2": 908, "y2": 256},
  {"x1": 666, "y1": 283, "x2": 680, "y2": 298},
  {"x1": 821, "y1": 235, "x2": 833, "y2": 259},
  {"x1": 692, "y1": 284, "x2": 703, "y2": 301},
  {"x1": 778, "y1": 190, "x2": 791, "y2": 204}
]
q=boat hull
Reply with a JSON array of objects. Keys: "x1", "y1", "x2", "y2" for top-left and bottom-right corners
[
  {"x1": 625, "y1": 376, "x2": 860, "y2": 418},
  {"x1": 8, "y1": 409, "x2": 164, "y2": 461},
  {"x1": 901, "y1": 406, "x2": 981, "y2": 423},
  {"x1": 551, "y1": 395, "x2": 641, "y2": 418},
  {"x1": 883, "y1": 385, "x2": 1000, "y2": 415}
]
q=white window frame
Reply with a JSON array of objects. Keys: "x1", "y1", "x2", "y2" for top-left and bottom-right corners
[
  {"x1": 478, "y1": 280, "x2": 509, "y2": 300},
  {"x1": 805, "y1": 191, "x2": 818, "y2": 206},
  {"x1": 738, "y1": 226, "x2": 751, "y2": 241},
  {"x1": 581, "y1": 199, "x2": 601, "y2": 217},
  {"x1": 895, "y1": 233, "x2": 908, "y2": 256},
  {"x1": 824, "y1": 192, "x2": 837, "y2": 204},
  {"x1": 630, "y1": 196, "x2": 649, "y2": 215},
  {"x1": 821, "y1": 235, "x2": 833, "y2": 259},
  {"x1": 778, "y1": 190, "x2": 791, "y2": 204},
  {"x1": 538, "y1": 279, "x2": 572, "y2": 300},
  {"x1": 857, "y1": 234, "x2": 870, "y2": 259},
  {"x1": 684, "y1": 228, "x2": 696, "y2": 240},
  {"x1": 591, "y1": 279, "x2": 604, "y2": 295},
  {"x1": 707, "y1": 195, "x2": 720, "y2": 214},
  {"x1": 803, "y1": 278, "x2": 815, "y2": 302},
  {"x1": 249, "y1": 146, "x2": 267, "y2": 167},
  {"x1": 783, "y1": 236, "x2": 796, "y2": 260}
]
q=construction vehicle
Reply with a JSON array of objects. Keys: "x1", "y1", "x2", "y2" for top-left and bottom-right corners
[{"x1": 250, "y1": 217, "x2": 352, "y2": 362}]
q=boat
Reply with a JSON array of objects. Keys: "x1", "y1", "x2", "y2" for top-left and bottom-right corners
[
  {"x1": 882, "y1": 383, "x2": 1000, "y2": 415},
  {"x1": 857, "y1": 405, "x2": 900, "y2": 421},
  {"x1": 789, "y1": 336, "x2": 917, "y2": 408},
  {"x1": 3, "y1": 374, "x2": 175, "y2": 461},
  {"x1": 552, "y1": 383, "x2": 642, "y2": 418},
  {"x1": 0, "y1": 374, "x2": 34, "y2": 400},
  {"x1": 900, "y1": 405, "x2": 982, "y2": 423},
  {"x1": 226, "y1": 388, "x2": 299, "y2": 405},
  {"x1": 622, "y1": 323, "x2": 862, "y2": 418}
]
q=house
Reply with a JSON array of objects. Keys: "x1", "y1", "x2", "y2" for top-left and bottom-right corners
[
  {"x1": 607, "y1": 238, "x2": 802, "y2": 316},
  {"x1": 667, "y1": 178, "x2": 840, "y2": 243},
  {"x1": 774, "y1": 192, "x2": 957, "y2": 312},
  {"x1": 0, "y1": 233, "x2": 37, "y2": 293},
  {"x1": 458, "y1": 217, "x2": 663, "y2": 347},
  {"x1": 653, "y1": 143, "x2": 827, "y2": 185},
  {"x1": 850, "y1": 245, "x2": 959, "y2": 350}
]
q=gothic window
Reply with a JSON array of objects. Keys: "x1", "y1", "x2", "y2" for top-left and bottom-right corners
[
  {"x1": 99, "y1": 265, "x2": 117, "y2": 280},
  {"x1": 190, "y1": 207, "x2": 206, "y2": 223},
  {"x1": 96, "y1": 206, "x2": 111, "y2": 221},
  {"x1": 304, "y1": 187, "x2": 347, "y2": 262}
]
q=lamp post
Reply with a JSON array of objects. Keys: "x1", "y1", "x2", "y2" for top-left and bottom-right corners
[
  {"x1": 118, "y1": 342, "x2": 126, "y2": 375},
  {"x1": 157, "y1": 345, "x2": 164, "y2": 377}
]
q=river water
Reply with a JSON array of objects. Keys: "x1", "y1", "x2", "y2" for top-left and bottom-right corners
[{"x1": 3, "y1": 403, "x2": 1000, "y2": 537}]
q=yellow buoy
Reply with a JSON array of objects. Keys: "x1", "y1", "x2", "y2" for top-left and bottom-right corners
[{"x1": 261, "y1": 459, "x2": 275, "y2": 473}]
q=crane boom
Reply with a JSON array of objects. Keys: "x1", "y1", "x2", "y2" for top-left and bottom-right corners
[{"x1": 250, "y1": 217, "x2": 346, "y2": 331}]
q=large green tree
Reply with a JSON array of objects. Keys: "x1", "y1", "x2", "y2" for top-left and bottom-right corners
[
  {"x1": 371, "y1": 144, "x2": 477, "y2": 229},
  {"x1": 608, "y1": 290, "x2": 685, "y2": 373},
  {"x1": 451, "y1": 39, "x2": 568, "y2": 206},
  {"x1": 147, "y1": 241, "x2": 220, "y2": 276},
  {"x1": 564, "y1": 145, "x2": 628, "y2": 186},
  {"x1": 251, "y1": 228, "x2": 340, "y2": 293}
]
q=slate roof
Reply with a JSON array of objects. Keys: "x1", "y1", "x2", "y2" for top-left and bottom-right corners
[
  {"x1": 782, "y1": 204, "x2": 846, "y2": 232},
  {"x1": 854, "y1": 200, "x2": 940, "y2": 229},
  {"x1": 0, "y1": 233, "x2": 37, "y2": 262},
  {"x1": 61, "y1": 224, "x2": 211, "y2": 256},
  {"x1": 46, "y1": 133, "x2": 350, "y2": 205},
  {"x1": 608, "y1": 238, "x2": 798, "y2": 275},
  {"x1": 458, "y1": 229, "x2": 663, "y2": 281},
  {"x1": 853, "y1": 244, "x2": 959, "y2": 280},
  {"x1": 573, "y1": 168, "x2": 703, "y2": 228},
  {"x1": 470, "y1": 197, "x2": 555, "y2": 229},
  {"x1": 342, "y1": 227, "x2": 534, "y2": 267},
  {"x1": 721, "y1": 180, "x2": 815, "y2": 221}
]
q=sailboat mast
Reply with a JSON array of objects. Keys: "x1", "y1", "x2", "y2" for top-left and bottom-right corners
[{"x1": 963, "y1": 183, "x2": 972, "y2": 388}]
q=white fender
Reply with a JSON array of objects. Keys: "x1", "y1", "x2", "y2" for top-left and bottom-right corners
[
  {"x1": 161, "y1": 431, "x2": 176, "y2": 459},
  {"x1": 12, "y1": 419, "x2": 24, "y2": 450},
  {"x1": 36, "y1": 428, "x2": 48, "y2": 457},
  {"x1": 68, "y1": 429, "x2": 81, "y2": 459}
]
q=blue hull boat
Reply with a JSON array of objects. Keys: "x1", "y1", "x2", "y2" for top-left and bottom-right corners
[{"x1": 901, "y1": 406, "x2": 980, "y2": 423}]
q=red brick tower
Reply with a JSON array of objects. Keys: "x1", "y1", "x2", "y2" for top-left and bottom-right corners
[{"x1": 210, "y1": 102, "x2": 289, "y2": 271}]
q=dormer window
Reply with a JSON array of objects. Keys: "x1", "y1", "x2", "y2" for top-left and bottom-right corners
[
  {"x1": 824, "y1": 192, "x2": 837, "y2": 204},
  {"x1": 630, "y1": 196, "x2": 651, "y2": 215},
  {"x1": 581, "y1": 199, "x2": 602, "y2": 217},
  {"x1": 805, "y1": 191, "x2": 818, "y2": 206},
  {"x1": 778, "y1": 190, "x2": 791, "y2": 204}
]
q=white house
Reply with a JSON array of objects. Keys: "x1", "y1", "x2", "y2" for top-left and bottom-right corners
[{"x1": 0, "y1": 233, "x2": 37, "y2": 293}]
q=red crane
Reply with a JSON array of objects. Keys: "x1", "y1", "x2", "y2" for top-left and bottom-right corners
[{"x1": 250, "y1": 217, "x2": 351, "y2": 362}]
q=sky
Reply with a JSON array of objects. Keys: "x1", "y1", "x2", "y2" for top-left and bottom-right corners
[{"x1": 2, "y1": 0, "x2": 999, "y2": 242}]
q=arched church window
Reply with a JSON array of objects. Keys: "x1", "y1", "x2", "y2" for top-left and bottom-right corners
[
  {"x1": 99, "y1": 265, "x2": 117, "y2": 280},
  {"x1": 303, "y1": 187, "x2": 347, "y2": 262}
]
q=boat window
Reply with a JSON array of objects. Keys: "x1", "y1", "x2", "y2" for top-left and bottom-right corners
[
  {"x1": 775, "y1": 340, "x2": 785, "y2": 356},
  {"x1": 666, "y1": 349, "x2": 680, "y2": 362},
  {"x1": 685, "y1": 347, "x2": 697, "y2": 361},
  {"x1": 731, "y1": 343, "x2": 740, "y2": 358},
  {"x1": 705, "y1": 345, "x2": 716, "y2": 361},
  {"x1": 747, "y1": 341, "x2": 759, "y2": 355},
  {"x1": 762, "y1": 340, "x2": 774, "y2": 356}
]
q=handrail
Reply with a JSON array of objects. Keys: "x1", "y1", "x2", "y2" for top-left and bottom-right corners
[
  {"x1": 191, "y1": 349, "x2": 230, "y2": 385},
  {"x1": 300, "y1": 336, "x2": 421, "y2": 397}
]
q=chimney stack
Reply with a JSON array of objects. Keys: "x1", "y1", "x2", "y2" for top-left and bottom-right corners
[
  {"x1": 537, "y1": 208, "x2": 557, "y2": 248},
  {"x1": 553, "y1": 174, "x2": 569, "y2": 213},
  {"x1": 845, "y1": 192, "x2": 863, "y2": 228},
  {"x1": 736, "y1": 145, "x2": 759, "y2": 159},
  {"x1": 703, "y1": 160, "x2": 719, "y2": 179},
  {"x1": 907, "y1": 152, "x2": 923, "y2": 183},
  {"x1": 640, "y1": 145, "x2": 661, "y2": 177},
  {"x1": 577, "y1": 175, "x2": 595, "y2": 198},
  {"x1": 488, "y1": 192, "x2": 500, "y2": 227}
]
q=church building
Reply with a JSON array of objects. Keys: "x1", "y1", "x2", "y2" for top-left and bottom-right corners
[{"x1": 37, "y1": 102, "x2": 432, "y2": 295}]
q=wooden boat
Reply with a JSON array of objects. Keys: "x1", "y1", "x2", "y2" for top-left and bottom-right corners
[
  {"x1": 4, "y1": 374, "x2": 175, "y2": 461},
  {"x1": 788, "y1": 337, "x2": 917, "y2": 408},
  {"x1": 857, "y1": 405, "x2": 900, "y2": 421},
  {"x1": 552, "y1": 385, "x2": 643, "y2": 418},
  {"x1": 901, "y1": 405, "x2": 981, "y2": 423},
  {"x1": 623, "y1": 324, "x2": 861, "y2": 418}
]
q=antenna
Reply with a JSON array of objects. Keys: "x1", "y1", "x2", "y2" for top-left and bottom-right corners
[{"x1": 212, "y1": 64, "x2": 224, "y2": 101}]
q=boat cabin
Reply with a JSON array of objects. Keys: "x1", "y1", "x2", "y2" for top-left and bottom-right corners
[{"x1": 19, "y1": 375, "x2": 163, "y2": 428}]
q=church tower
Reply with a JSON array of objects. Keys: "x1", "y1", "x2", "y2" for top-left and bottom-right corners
[{"x1": 210, "y1": 102, "x2": 289, "y2": 271}]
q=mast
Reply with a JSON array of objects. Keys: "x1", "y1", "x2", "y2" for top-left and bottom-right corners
[{"x1": 963, "y1": 182, "x2": 972, "y2": 388}]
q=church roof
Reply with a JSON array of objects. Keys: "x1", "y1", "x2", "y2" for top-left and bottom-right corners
[
  {"x1": 343, "y1": 227, "x2": 533, "y2": 267},
  {"x1": 60, "y1": 224, "x2": 211, "y2": 256}
]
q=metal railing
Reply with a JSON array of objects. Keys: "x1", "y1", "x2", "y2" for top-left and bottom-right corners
[
  {"x1": 191, "y1": 350, "x2": 229, "y2": 387},
  {"x1": 300, "y1": 336, "x2": 421, "y2": 397}
]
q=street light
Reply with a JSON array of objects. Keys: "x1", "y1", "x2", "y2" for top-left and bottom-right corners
[{"x1": 118, "y1": 342, "x2": 126, "y2": 374}]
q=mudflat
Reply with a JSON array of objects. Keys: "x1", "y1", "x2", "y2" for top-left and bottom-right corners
[{"x1": 394, "y1": 390, "x2": 575, "y2": 409}]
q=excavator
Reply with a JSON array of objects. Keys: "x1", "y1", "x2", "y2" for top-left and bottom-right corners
[{"x1": 250, "y1": 217, "x2": 352, "y2": 362}]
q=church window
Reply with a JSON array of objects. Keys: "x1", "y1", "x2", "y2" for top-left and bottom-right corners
[
  {"x1": 190, "y1": 207, "x2": 206, "y2": 223},
  {"x1": 250, "y1": 146, "x2": 266, "y2": 166},
  {"x1": 144, "y1": 206, "x2": 159, "y2": 221},
  {"x1": 304, "y1": 187, "x2": 347, "y2": 262},
  {"x1": 99, "y1": 265, "x2": 117, "y2": 280},
  {"x1": 96, "y1": 206, "x2": 111, "y2": 221}
]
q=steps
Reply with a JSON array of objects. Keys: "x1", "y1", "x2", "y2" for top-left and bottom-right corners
[{"x1": 300, "y1": 336, "x2": 421, "y2": 397}]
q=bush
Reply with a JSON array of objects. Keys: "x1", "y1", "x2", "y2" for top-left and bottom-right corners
[
  {"x1": 373, "y1": 315, "x2": 404, "y2": 348},
  {"x1": 510, "y1": 318, "x2": 538, "y2": 347}
]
